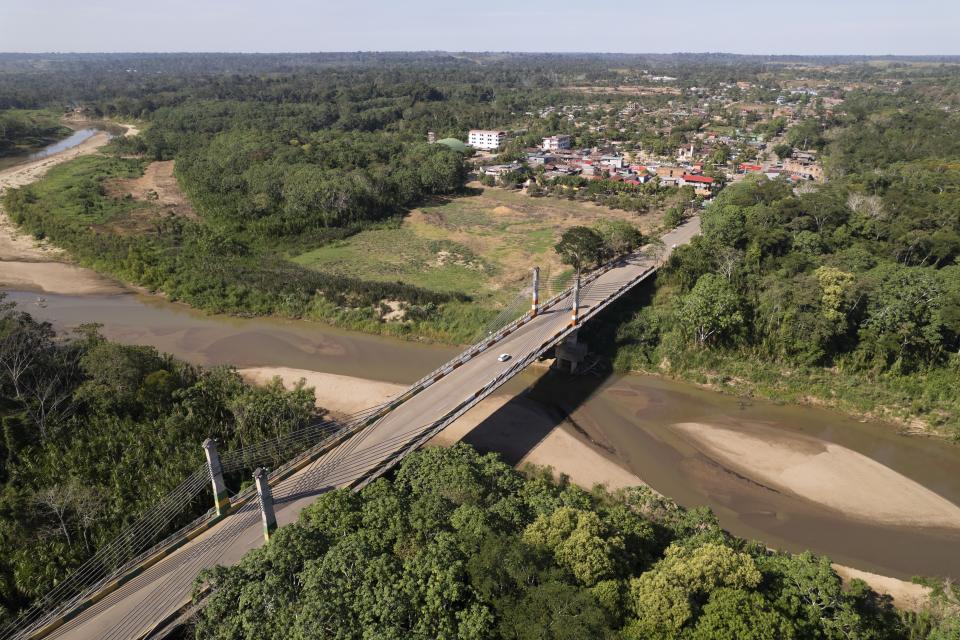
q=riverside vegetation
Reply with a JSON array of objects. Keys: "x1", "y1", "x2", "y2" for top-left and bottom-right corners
[
  {"x1": 191, "y1": 444, "x2": 960, "y2": 640},
  {"x1": 0, "y1": 109, "x2": 69, "y2": 158},
  {"x1": 2, "y1": 51, "x2": 960, "y2": 638},
  {"x1": 0, "y1": 296, "x2": 316, "y2": 627},
  {"x1": 4, "y1": 302, "x2": 956, "y2": 639},
  {"x1": 3, "y1": 56, "x2": 960, "y2": 435}
]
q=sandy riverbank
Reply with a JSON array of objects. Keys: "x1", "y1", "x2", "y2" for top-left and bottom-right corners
[
  {"x1": 238, "y1": 366, "x2": 644, "y2": 491},
  {"x1": 832, "y1": 565, "x2": 931, "y2": 611},
  {"x1": 238, "y1": 366, "x2": 935, "y2": 609},
  {"x1": 0, "y1": 262, "x2": 125, "y2": 295},
  {"x1": 0, "y1": 124, "x2": 136, "y2": 294},
  {"x1": 672, "y1": 421, "x2": 960, "y2": 529}
]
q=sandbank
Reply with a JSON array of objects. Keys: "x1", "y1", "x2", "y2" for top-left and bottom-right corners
[{"x1": 672, "y1": 421, "x2": 960, "y2": 529}]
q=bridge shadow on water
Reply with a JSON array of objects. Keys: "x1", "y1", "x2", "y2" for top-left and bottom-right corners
[
  {"x1": 456, "y1": 277, "x2": 658, "y2": 466},
  {"x1": 458, "y1": 365, "x2": 613, "y2": 465}
]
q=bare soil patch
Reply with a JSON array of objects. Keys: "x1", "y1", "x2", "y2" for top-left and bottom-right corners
[{"x1": 103, "y1": 160, "x2": 198, "y2": 234}]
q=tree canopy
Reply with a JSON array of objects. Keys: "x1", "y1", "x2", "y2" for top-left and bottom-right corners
[{"x1": 192, "y1": 444, "x2": 948, "y2": 639}]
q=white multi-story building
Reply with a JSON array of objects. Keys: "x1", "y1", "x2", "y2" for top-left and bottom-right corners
[
  {"x1": 542, "y1": 134, "x2": 571, "y2": 151},
  {"x1": 468, "y1": 129, "x2": 507, "y2": 151}
]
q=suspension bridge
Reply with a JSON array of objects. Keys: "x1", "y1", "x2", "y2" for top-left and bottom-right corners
[{"x1": 3, "y1": 217, "x2": 700, "y2": 640}]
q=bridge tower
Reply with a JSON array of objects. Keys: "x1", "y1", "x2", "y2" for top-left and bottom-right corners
[
  {"x1": 203, "y1": 439, "x2": 230, "y2": 517},
  {"x1": 570, "y1": 274, "x2": 580, "y2": 327},
  {"x1": 254, "y1": 468, "x2": 277, "y2": 542},
  {"x1": 555, "y1": 275, "x2": 588, "y2": 372},
  {"x1": 531, "y1": 266, "x2": 540, "y2": 316}
]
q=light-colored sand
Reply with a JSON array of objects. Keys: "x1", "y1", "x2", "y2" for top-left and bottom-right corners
[
  {"x1": 238, "y1": 366, "x2": 644, "y2": 492},
  {"x1": 0, "y1": 211, "x2": 64, "y2": 262},
  {"x1": 433, "y1": 392, "x2": 644, "y2": 491},
  {"x1": 0, "y1": 261, "x2": 125, "y2": 295},
  {"x1": 241, "y1": 367, "x2": 943, "y2": 606},
  {"x1": 0, "y1": 123, "x2": 138, "y2": 294},
  {"x1": 672, "y1": 421, "x2": 960, "y2": 529},
  {"x1": 832, "y1": 564, "x2": 931, "y2": 611},
  {"x1": 239, "y1": 367, "x2": 406, "y2": 416}
]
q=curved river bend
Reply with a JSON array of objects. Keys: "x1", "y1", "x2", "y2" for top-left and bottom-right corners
[
  {"x1": 2, "y1": 126, "x2": 959, "y2": 580},
  {"x1": 4, "y1": 289, "x2": 959, "y2": 580}
]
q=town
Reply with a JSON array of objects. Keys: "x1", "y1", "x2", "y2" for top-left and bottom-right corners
[{"x1": 440, "y1": 77, "x2": 830, "y2": 209}]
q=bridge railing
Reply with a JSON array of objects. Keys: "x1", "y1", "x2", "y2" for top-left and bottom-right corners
[
  {"x1": 355, "y1": 258, "x2": 661, "y2": 489},
  {"x1": 8, "y1": 238, "x2": 674, "y2": 640}
]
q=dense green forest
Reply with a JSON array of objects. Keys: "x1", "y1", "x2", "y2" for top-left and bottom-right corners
[
  {"x1": 191, "y1": 444, "x2": 959, "y2": 639},
  {"x1": 2, "y1": 68, "x2": 534, "y2": 341},
  {"x1": 3, "y1": 54, "x2": 960, "y2": 431},
  {"x1": 0, "y1": 296, "x2": 315, "y2": 625}
]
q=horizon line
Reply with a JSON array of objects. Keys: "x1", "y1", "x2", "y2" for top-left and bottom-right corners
[{"x1": 2, "y1": 50, "x2": 960, "y2": 58}]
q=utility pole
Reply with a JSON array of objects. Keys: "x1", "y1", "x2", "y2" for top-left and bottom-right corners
[
  {"x1": 253, "y1": 468, "x2": 277, "y2": 542},
  {"x1": 202, "y1": 439, "x2": 230, "y2": 517},
  {"x1": 531, "y1": 266, "x2": 540, "y2": 317},
  {"x1": 570, "y1": 274, "x2": 580, "y2": 327}
]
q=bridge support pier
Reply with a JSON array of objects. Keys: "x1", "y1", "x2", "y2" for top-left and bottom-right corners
[
  {"x1": 254, "y1": 468, "x2": 277, "y2": 542},
  {"x1": 203, "y1": 439, "x2": 230, "y2": 517},
  {"x1": 555, "y1": 331, "x2": 588, "y2": 373}
]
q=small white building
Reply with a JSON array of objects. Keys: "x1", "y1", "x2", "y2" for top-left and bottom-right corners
[
  {"x1": 600, "y1": 155, "x2": 624, "y2": 170},
  {"x1": 542, "y1": 134, "x2": 571, "y2": 151},
  {"x1": 468, "y1": 130, "x2": 507, "y2": 151},
  {"x1": 482, "y1": 162, "x2": 524, "y2": 177}
]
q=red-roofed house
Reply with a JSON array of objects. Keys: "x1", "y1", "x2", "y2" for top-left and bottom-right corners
[
  {"x1": 739, "y1": 163, "x2": 763, "y2": 172},
  {"x1": 679, "y1": 173, "x2": 716, "y2": 196}
]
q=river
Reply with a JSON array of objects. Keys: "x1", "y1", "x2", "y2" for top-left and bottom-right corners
[
  {"x1": 0, "y1": 123, "x2": 121, "y2": 171},
  {"x1": 1, "y1": 129, "x2": 959, "y2": 581},
  {"x1": 4, "y1": 288, "x2": 959, "y2": 580}
]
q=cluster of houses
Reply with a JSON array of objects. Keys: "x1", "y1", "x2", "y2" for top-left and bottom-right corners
[
  {"x1": 473, "y1": 130, "x2": 720, "y2": 197},
  {"x1": 738, "y1": 150, "x2": 823, "y2": 183},
  {"x1": 456, "y1": 81, "x2": 831, "y2": 199}
]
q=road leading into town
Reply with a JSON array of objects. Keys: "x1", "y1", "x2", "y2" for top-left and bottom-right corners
[{"x1": 35, "y1": 217, "x2": 701, "y2": 640}]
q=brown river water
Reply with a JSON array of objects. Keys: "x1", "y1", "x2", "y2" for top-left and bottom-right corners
[
  {"x1": 10, "y1": 124, "x2": 955, "y2": 580},
  {"x1": 4, "y1": 289, "x2": 959, "y2": 580}
]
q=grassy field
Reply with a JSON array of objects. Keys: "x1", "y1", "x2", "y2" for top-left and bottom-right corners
[{"x1": 293, "y1": 183, "x2": 664, "y2": 303}]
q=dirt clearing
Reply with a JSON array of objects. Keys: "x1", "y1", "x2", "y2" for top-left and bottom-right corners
[{"x1": 105, "y1": 160, "x2": 198, "y2": 223}]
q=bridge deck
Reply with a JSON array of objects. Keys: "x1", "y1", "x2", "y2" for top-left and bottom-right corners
[{"x1": 39, "y1": 217, "x2": 700, "y2": 640}]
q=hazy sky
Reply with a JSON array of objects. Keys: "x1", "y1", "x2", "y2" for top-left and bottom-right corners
[{"x1": 2, "y1": 0, "x2": 958, "y2": 55}]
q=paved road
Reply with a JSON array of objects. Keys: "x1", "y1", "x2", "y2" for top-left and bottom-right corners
[{"x1": 40, "y1": 217, "x2": 701, "y2": 640}]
